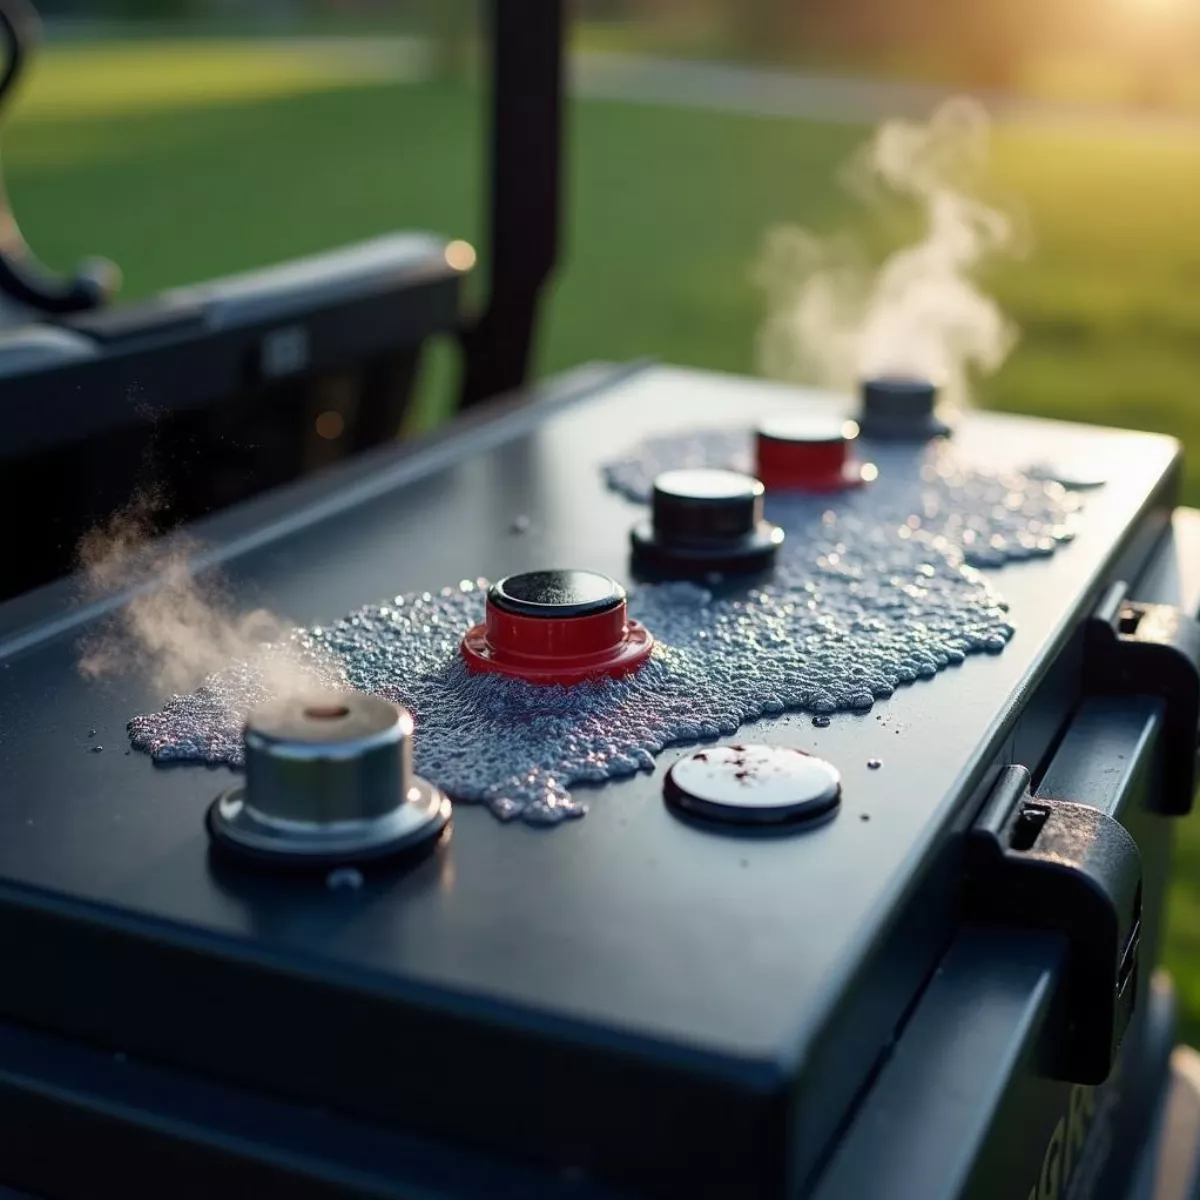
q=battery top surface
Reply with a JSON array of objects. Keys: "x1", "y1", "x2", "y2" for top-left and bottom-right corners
[{"x1": 0, "y1": 364, "x2": 1180, "y2": 1193}]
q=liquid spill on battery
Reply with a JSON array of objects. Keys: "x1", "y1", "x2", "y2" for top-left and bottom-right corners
[
  {"x1": 604, "y1": 430, "x2": 1079, "y2": 569},
  {"x1": 129, "y1": 436, "x2": 1084, "y2": 826}
]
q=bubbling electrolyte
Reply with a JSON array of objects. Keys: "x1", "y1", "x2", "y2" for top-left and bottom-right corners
[{"x1": 128, "y1": 433, "x2": 1085, "y2": 825}]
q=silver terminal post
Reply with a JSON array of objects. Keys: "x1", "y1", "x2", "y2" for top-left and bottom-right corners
[{"x1": 207, "y1": 691, "x2": 450, "y2": 866}]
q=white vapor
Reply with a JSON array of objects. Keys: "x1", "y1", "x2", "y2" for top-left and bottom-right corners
[
  {"x1": 754, "y1": 97, "x2": 1021, "y2": 412},
  {"x1": 76, "y1": 488, "x2": 338, "y2": 699}
]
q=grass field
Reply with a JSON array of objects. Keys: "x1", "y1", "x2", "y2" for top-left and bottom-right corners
[{"x1": 7, "y1": 40, "x2": 1200, "y2": 1037}]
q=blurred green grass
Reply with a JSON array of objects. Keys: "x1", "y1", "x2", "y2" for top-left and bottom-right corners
[
  {"x1": 573, "y1": 15, "x2": 1200, "y2": 113},
  {"x1": 7, "y1": 41, "x2": 1200, "y2": 1034},
  {"x1": 8, "y1": 40, "x2": 394, "y2": 119}
]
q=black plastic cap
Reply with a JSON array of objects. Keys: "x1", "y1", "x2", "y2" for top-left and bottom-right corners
[
  {"x1": 488, "y1": 570, "x2": 625, "y2": 619},
  {"x1": 651, "y1": 469, "x2": 763, "y2": 542},
  {"x1": 631, "y1": 470, "x2": 783, "y2": 580},
  {"x1": 858, "y1": 377, "x2": 950, "y2": 440}
]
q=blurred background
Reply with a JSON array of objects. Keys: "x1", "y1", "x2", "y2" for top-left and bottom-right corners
[{"x1": 7, "y1": 0, "x2": 1200, "y2": 1023}]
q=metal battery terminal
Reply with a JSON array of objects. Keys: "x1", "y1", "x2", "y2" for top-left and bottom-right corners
[
  {"x1": 630, "y1": 469, "x2": 784, "y2": 578},
  {"x1": 207, "y1": 691, "x2": 451, "y2": 867},
  {"x1": 754, "y1": 416, "x2": 874, "y2": 493},
  {"x1": 857, "y1": 377, "x2": 952, "y2": 441},
  {"x1": 461, "y1": 569, "x2": 654, "y2": 684}
]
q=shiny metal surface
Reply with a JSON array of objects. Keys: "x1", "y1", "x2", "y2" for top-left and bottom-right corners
[{"x1": 207, "y1": 691, "x2": 450, "y2": 863}]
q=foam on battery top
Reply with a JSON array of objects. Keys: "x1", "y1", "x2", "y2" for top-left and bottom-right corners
[{"x1": 128, "y1": 435, "x2": 1083, "y2": 826}]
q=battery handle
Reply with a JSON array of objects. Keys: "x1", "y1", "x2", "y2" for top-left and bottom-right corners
[
  {"x1": 966, "y1": 765, "x2": 1142, "y2": 1085},
  {"x1": 1086, "y1": 581, "x2": 1200, "y2": 816}
]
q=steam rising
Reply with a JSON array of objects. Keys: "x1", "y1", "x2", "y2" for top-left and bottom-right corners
[
  {"x1": 77, "y1": 489, "x2": 336, "y2": 699},
  {"x1": 754, "y1": 98, "x2": 1019, "y2": 411}
]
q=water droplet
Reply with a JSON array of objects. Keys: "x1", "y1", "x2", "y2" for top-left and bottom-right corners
[
  {"x1": 867, "y1": 758, "x2": 882, "y2": 770},
  {"x1": 326, "y1": 867, "x2": 364, "y2": 891},
  {"x1": 812, "y1": 715, "x2": 832, "y2": 728},
  {"x1": 89, "y1": 745, "x2": 103, "y2": 753}
]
